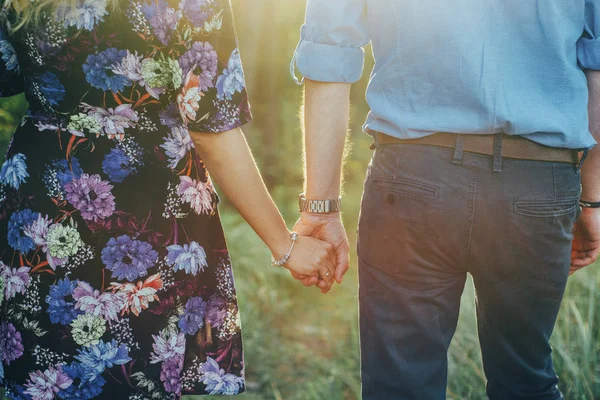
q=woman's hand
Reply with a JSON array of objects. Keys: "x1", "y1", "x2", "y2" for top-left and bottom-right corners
[{"x1": 279, "y1": 235, "x2": 337, "y2": 294}]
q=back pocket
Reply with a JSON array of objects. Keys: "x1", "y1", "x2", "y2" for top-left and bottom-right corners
[
  {"x1": 515, "y1": 198, "x2": 579, "y2": 218},
  {"x1": 372, "y1": 177, "x2": 439, "y2": 199}
]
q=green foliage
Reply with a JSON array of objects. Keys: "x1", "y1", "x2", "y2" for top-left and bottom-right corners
[
  {"x1": 1, "y1": 1, "x2": 599, "y2": 400},
  {"x1": 0, "y1": 94, "x2": 27, "y2": 156}
]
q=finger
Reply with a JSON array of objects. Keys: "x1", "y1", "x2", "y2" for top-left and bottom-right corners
[
  {"x1": 290, "y1": 271, "x2": 310, "y2": 280},
  {"x1": 335, "y1": 248, "x2": 350, "y2": 284},
  {"x1": 571, "y1": 253, "x2": 597, "y2": 268},
  {"x1": 317, "y1": 277, "x2": 333, "y2": 290},
  {"x1": 589, "y1": 247, "x2": 600, "y2": 262},
  {"x1": 319, "y1": 266, "x2": 335, "y2": 285},
  {"x1": 317, "y1": 279, "x2": 332, "y2": 293},
  {"x1": 301, "y1": 277, "x2": 319, "y2": 287}
]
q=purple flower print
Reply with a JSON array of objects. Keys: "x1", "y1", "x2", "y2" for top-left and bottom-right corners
[
  {"x1": 24, "y1": 365, "x2": 73, "y2": 400},
  {"x1": 160, "y1": 126, "x2": 194, "y2": 169},
  {"x1": 180, "y1": 0, "x2": 211, "y2": 26},
  {"x1": 206, "y1": 294, "x2": 228, "y2": 328},
  {"x1": 25, "y1": 366, "x2": 73, "y2": 400},
  {"x1": 101, "y1": 235, "x2": 159, "y2": 281},
  {"x1": 0, "y1": 321, "x2": 24, "y2": 365},
  {"x1": 142, "y1": 0, "x2": 181, "y2": 45},
  {"x1": 160, "y1": 354, "x2": 183, "y2": 394},
  {"x1": 65, "y1": 174, "x2": 116, "y2": 222},
  {"x1": 179, "y1": 42, "x2": 218, "y2": 92},
  {"x1": 112, "y1": 50, "x2": 165, "y2": 99},
  {"x1": 81, "y1": 103, "x2": 139, "y2": 137},
  {"x1": 199, "y1": 357, "x2": 244, "y2": 395},
  {"x1": 150, "y1": 331, "x2": 185, "y2": 364},
  {"x1": 159, "y1": 102, "x2": 183, "y2": 128},
  {"x1": 178, "y1": 296, "x2": 207, "y2": 335},
  {"x1": 176, "y1": 176, "x2": 214, "y2": 215},
  {"x1": 73, "y1": 281, "x2": 125, "y2": 322},
  {"x1": 166, "y1": 241, "x2": 208, "y2": 276},
  {"x1": 2, "y1": 266, "x2": 31, "y2": 300}
]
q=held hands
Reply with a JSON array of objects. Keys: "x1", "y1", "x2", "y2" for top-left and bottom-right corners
[
  {"x1": 290, "y1": 212, "x2": 350, "y2": 293},
  {"x1": 281, "y1": 235, "x2": 337, "y2": 293},
  {"x1": 571, "y1": 207, "x2": 600, "y2": 274}
]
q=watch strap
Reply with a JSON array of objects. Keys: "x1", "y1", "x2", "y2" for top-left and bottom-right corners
[{"x1": 299, "y1": 193, "x2": 341, "y2": 213}]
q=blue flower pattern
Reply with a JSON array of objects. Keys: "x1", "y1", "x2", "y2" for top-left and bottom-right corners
[{"x1": 0, "y1": 0, "x2": 250, "y2": 397}]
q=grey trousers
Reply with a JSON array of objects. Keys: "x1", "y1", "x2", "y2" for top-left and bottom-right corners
[{"x1": 357, "y1": 140, "x2": 581, "y2": 400}]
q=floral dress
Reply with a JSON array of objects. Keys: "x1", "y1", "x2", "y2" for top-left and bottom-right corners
[{"x1": 0, "y1": 0, "x2": 251, "y2": 398}]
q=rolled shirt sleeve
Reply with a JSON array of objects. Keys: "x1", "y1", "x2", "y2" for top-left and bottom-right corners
[
  {"x1": 292, "y1": 0, "x2": 370, "y2": 83},
  {"x1": 578, "y1": 0, "x2": 600, "y2": 69}
]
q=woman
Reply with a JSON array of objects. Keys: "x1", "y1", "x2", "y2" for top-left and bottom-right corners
[{"x1": 0, "y1": 0, "x2": 334, "y2": 398}]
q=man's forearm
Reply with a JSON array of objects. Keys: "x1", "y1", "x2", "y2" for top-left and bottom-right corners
[
  {"x1": 582, "y1": 70, "x2": 600, "y2": 201},
  {"x1": 303, "y1": 79, "x2": 351, "y2": 199}
]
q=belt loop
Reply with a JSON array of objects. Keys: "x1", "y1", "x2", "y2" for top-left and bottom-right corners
[
  {"x1": 493, "y1": 133, "x2": 503, "y2": 172},
  {"x1": 370, "y1": 132, "x2": 383, "y2": 152},
  {"x1": 574, "y1": 148, "x2": 589, "y2": 174},
  {"x1": 452, "y1": 135, "x2": 465, "y2": 164}
]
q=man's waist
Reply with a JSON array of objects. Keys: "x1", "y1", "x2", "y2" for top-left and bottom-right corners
[{"x1": 375, "y1": 132, "x2": 580, "y2": 165}]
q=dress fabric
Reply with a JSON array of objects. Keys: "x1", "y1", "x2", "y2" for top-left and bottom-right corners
[{"x1": 0, "y1": 0, "x2": 252, "y2": 398}]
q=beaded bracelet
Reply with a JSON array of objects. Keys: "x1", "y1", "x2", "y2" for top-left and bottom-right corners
[{"x1": 271, "y1": 232, "x2": 299, "y2": 267}]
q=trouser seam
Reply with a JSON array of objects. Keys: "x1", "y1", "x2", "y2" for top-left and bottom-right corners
[{"x1": 461, "y1": 165, "x2": 478, "y2": 271}]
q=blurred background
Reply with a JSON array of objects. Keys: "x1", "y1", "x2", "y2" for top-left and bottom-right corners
[{"x1": 1, "y1": 1, "x2": 599, "y2": 399}]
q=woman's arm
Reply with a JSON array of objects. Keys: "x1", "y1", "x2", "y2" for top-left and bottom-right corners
[{"x1": 190, "y1": 128, "x2": 335, "y2": 290}]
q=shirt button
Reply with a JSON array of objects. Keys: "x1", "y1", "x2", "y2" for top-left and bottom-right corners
[{"x1": 387, "y1": 193, "x2": 396, "y2": 205}]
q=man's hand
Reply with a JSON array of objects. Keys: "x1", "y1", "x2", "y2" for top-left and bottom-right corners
[
  {"x1": 570, "y1": 207, "x2": 600, "y2": 274},
  {"x1": 291, "y1": 212, "x2": 350, "y2": 292}
]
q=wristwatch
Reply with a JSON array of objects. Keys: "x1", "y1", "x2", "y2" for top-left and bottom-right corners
[{"x1": 299, "y1": 193, "x2": 342, "y2": 214}]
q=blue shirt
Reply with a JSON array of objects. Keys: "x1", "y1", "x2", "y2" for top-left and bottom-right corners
[{"x1": 292, "y1": 0, "x2": 600, "y2": 150}]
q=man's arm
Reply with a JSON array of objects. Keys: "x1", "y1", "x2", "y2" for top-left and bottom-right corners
[
  {"x1": 581, "y1": 70, "x2": 600, "y2": 201},
  {"x1": 292, "y1": 80, "x2": 351, "y2": 289},
  {"x1": 291, "y1": 0, "x2": 370, "y2": 290},
  {"x1": 571, "y1": 69, "x2": 600, "y2": 273},
  {"x1": 303, "y1": 81, "x2": 350, "y2": 200}
]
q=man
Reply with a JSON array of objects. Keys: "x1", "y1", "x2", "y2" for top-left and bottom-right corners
[{"x1": 290, "y1": 1, "x2": 600, "y2": 399}]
